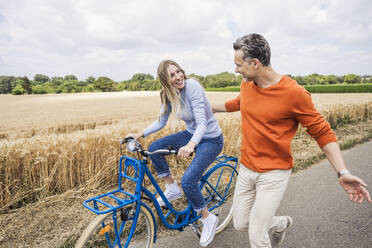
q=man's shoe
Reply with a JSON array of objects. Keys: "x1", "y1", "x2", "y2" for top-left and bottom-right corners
[
  {"x1": 156, "y1": 182, "x2": 182, "y2": 207},
  {"x1": 200, "y1": 213, "x2": 218, "y2": 247},
  {"x1": 271, "y1": 216, "x2": 293, "y2": 247}
]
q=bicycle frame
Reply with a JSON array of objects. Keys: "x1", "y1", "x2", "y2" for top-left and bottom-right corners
[{"x1": 83, "y1": 154, "x2": 238, "y2": 248}]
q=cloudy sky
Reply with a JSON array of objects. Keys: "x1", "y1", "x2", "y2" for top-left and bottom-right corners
[{"x1": 0, "y1": 0, "x2": 371, "y2": 81}]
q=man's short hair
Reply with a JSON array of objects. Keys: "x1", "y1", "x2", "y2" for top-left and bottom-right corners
[{"x1": 233, "y1": 33, "x2": 271, "y2": 66}]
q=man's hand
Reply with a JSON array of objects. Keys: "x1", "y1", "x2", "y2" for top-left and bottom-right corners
[
  {"x1": 339, "y1": 174, "x2": 371, "y2": 203},
  {"x1": 178, "y1": 141, "x2": 196, "y2": 158}
]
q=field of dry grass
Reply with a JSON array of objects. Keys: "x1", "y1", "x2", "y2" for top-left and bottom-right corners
[
  {"x1": 2, "y1": 92, "x2": 371, "y2": 138},
  {"x1": 0, "y1": 91, "x2": 371, "y2": 248}
]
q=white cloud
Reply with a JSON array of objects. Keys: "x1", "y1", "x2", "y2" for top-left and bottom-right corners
[{"x1": 0, "y1": 0, "x2": 371, "y2": 81}]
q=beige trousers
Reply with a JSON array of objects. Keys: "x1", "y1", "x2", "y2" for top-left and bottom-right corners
[{"x1": 233, "y1": 164, "x2": 292, "y2": 248}]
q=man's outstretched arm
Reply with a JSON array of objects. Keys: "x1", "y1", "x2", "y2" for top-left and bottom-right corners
[
  {"x1": 322, "y1": 142, "x2": 371, "y2": 204},
  {"x1": 212, "y1": 103, "x2": 227, "y2": 113}
]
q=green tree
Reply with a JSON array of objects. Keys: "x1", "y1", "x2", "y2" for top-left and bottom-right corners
[
  {"x1": 131, "y1": 73, "x2": 154, "y2": 83},
  {"x1": 84, "y1": 84, "x2": 95, "y2": 92},
  {"x1": 142, "y1": 79, "x2": 161, "y2": 91},
  {"x1": 64, "y1": 75, "x2": 78, "y2": 81},
  {"x1": 34, "y1": 74, "x2": 50, "y2": 83},
  {"x1": 32, "y1": 85, "x2": 48, "y2": 94},
  {"x1": 85, "y1": 76, "x2": 96, "y2": 85},
  {"x1": 75, "y1": 80, "x2": 88, "y2": 88},
  {"x1": 51, "y1": 77, "x2": 64, "y2": 87},
  {"x1": 318, "y1": 75, "x2": 329, "y2": 85},
  {"x1": 202, "y1": 72, "x2": 241, "y2": 88},
  {"x1": 12, "y1": 85, "x2": 26, "y2": 95},
  {"x1": 293, "y1": 75, "x2": 305, "y2": 85},
  {"x1": 43, "y1": 82, "x2": 56, "y2": 93},
  {"x1": 324, "y1": 75, "x2": 338, "y2": 84},
  {"x1": 19, "y1": 76, "x2": 32, "y2": 94},
  {"x1": 117, "y1": 81, "x2": 129, "y2": 91},
  {"x1": 128, "y1": 81, "x2": 141, "y2": 91},
  {"x1": 94, "y1": 76, "x2": 115, "y2": 92},
  {"x1": 188, "y1": 73, "x2": 204, "y2": 85},
  {"x1": 57, "y1": 81, "x2": 80, "y2": 93},
  {"x1": 344, "y1": 74, "x2": 361, "y2": 84},
  {"x1": 336, "y1": 75, "x2": 344, "y2": 84},
  {"x1": 302, "y1": 73, "x2": 321, "y2": 85},
  {"x1": 0, "y1": 76, "x2": 16, "y2": 93},
  {"x1": 31, "y1": 80, "x2": 43, "y2": 86}
]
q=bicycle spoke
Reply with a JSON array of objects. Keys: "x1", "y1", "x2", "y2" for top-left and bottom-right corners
[{"x1": 76, "y1": 204, "x2": 154, "y2": 248}]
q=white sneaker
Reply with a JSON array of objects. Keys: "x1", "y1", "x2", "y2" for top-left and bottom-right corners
[
  {"x1": 199, "y1": 213, "x2": 218, "y2": 247},
  {"x1": 156, "y1": 182, "x2": 182, "y2": 207}
]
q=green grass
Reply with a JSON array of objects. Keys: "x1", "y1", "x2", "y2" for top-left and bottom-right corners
[
  {"x1": 303, "y1": 83, "x2": 372, "y2": 93},
  {"x1": 205, "y1": 86, "x2": 240, "y2": 92},
  {"x1": 206, "y1": 83, "x2": 372, "y2": 93}
]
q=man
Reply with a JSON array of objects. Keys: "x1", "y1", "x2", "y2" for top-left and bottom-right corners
[{"x1": 213, "y1": 33, "x2": 371, "y2": 248}]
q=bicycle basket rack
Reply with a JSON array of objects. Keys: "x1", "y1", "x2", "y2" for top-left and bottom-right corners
[{"x1": 83, "y1": 156, "x2": 141, "y2": 214}]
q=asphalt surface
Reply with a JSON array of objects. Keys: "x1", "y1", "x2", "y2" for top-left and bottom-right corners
[{"x1": 153, "y1": 141, "x2": 372, "y2": 248}]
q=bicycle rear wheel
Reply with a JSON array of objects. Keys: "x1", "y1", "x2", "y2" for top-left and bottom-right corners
[
  {"x1": 75, "y1": 203, "x2": 155, "y2": 248},
  {"x1": 200, "y1": 164, "x2": 237, "y2": 234}
]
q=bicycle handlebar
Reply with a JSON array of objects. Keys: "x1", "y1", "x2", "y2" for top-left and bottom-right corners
[
  {"x1": 143, "y1": 149, "x2": 177, "y2": 156},
  {"x1": 121, "y1": 137, "x2": 179, "y2": 157}
]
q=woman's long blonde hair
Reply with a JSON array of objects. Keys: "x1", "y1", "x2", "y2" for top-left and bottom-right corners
[{"x1": 157, "y1": 60, "x2": 188, "y2": 127}]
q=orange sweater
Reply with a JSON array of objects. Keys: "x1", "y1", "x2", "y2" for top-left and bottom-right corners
[{"x1": 225, "y1": 76, "x2": 337, "y2": 172}]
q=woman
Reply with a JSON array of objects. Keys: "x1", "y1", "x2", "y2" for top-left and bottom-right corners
[{"x1": 126, "y1": 60, "x2": 223, "y2": 247}]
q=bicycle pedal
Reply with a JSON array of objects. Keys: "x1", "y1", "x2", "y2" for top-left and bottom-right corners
[
  {"x1": 189, "y1": 223, "x2": 201, "y2": 238},
  {"x1": 215, "y1": 196, "x2": 222, "y2": 201},
  {"x1": 120, "y1": 208, "x2": 130, "y2": 221}
]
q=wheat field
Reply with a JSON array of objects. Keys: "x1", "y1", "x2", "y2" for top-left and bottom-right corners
[
  {"x1": 1, "y1": 92, "x2": 371, "y2": 137},
  {"x1": 1, "y1": 92, "x2": 372, "y2": 209},
  {"x1": 0, "y1": 92, "x2": 371, "y2": 247}
]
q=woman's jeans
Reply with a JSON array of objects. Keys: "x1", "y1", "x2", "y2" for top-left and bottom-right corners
[{"x1": 148, "y1": 130, "x2": 223, "y2": 212}]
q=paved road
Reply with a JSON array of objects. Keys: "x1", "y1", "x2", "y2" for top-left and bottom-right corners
[{"x1": 154, "y1": 141, "x2": 372, "y2": 248}]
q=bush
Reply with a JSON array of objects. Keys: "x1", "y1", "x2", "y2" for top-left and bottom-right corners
[
  {"x1": 94, "y1": 77, "x2": 114, "y2": 92},
  {"x1": 202, "y1": 72, "x2": 241, "y2": 88},
  {"x1": 303, "y1": 83, "x2": 372, "y2": 93},
  {"x1": 57, "y1": 81, "x2": 81, "y2": 93},
  {"x1": 32, "y1": 85, "x2": 48, "y2": 94},
  {"x1": 83, "y1": 84, "x2": 95, "y2": 92},
  {"x1": 12, "y1": 85, "x2": 26, "y2": 95}
]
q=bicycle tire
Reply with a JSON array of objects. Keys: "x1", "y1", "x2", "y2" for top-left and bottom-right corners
[
  {"x1": 200, "y1": 164, "x2": 237, "y2": 234},
  {"x1": 75, "y1": 203, "x2": 155, "y2": 248}
]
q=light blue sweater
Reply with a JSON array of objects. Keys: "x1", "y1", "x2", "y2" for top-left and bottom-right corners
[{"x1": 142, "y1": 79, "x2": 222, "y2": 145}]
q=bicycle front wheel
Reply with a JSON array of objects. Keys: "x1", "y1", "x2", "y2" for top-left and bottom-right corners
[
  {"x1": 75, "y1": 203, "x2": 155, "y2": 248},
  {"x1": 201, "y1": 164, "x2": 237, "y2": 234}
]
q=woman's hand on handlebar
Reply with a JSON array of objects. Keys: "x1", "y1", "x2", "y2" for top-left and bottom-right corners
[
  {"x1": 178, "y1": 141, "x2": 196, "y2": 158},
  {"x1": 125, "y1": 132, "x2": 144, "y2": 140}
]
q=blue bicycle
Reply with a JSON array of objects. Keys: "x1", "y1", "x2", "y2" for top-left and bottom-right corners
[{"x1": 75, "y1": 137, "x2": 238, "y2": 248}]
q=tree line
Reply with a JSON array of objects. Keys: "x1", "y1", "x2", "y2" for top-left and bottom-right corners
[{"x1": 1, "y1": 72, "x2": 371, "y2": 95}]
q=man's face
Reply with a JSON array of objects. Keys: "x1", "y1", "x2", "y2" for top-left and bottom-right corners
[{"x1": 234, "y1": 49, "x2": 254, "y2": 81}]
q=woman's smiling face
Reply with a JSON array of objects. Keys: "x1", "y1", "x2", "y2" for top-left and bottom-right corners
[{"x1": 167, "y1": 64, "x2": 185, "y2": 90}]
